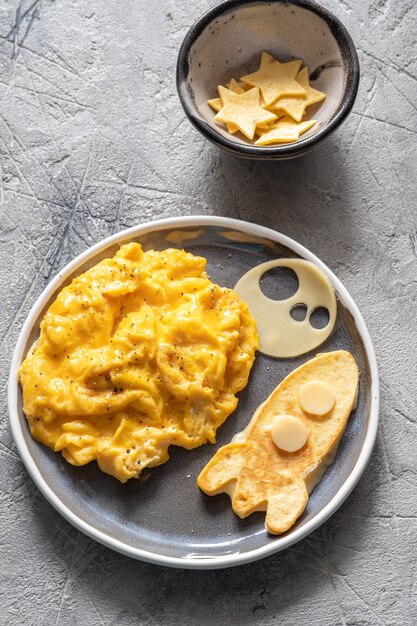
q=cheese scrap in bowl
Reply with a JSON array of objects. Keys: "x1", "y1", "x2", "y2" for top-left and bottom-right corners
[
  {"x1": 207, "y1": 51, "x2": 326, "y2": 145},
  {"x1": 19, "y1": 243, "x2": 259, "y2": 483}
]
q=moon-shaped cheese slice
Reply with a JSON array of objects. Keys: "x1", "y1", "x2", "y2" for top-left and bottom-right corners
[{"x1": 234, "y1": 259, "x2": 337, "y2": 357}]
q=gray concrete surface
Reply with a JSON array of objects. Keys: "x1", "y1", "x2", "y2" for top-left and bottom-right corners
[{"x1": 0, "y1": 0, "x2": 416, "y2": 624}]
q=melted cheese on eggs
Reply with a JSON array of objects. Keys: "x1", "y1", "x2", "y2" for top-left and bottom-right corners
[{"x1": 19, "y1": 243, "x2": 258, "y2": 482}]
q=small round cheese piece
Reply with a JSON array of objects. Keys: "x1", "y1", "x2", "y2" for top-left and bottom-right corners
[
  {"x1": 271, "y1": 415, "x2": 309, "y2": 453},
  {"x1": 299, "y1": 380, "x2": 336, "y2": 416}
]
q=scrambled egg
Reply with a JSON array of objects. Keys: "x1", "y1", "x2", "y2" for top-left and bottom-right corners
[{"x1": 19, "y1": 243, "x2": 258, "y2": 482}]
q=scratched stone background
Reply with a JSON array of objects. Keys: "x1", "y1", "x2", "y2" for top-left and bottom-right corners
[{"x1": 0, "y1": 0, "x2": 416, "y2": 624}]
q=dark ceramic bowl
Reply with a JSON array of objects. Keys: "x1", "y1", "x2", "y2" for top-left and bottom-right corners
[{"x1": 176, "y1": 0, "x2": 360, "y2": 160}]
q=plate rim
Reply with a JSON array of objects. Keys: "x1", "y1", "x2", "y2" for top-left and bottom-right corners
[{"x1": 8, "y1": 215, "x2": 379, "y2": 569}]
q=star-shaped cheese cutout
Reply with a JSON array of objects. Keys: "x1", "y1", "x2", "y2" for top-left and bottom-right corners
[
  {"x1": 207, "y1": 97, "x2": 222, "y2": 113},
  {"x1": 214, "y1": 86, "x2": 277, "y2": 140},
  {"x1": 255, "y1": 116, "x2": 316, "y2": 145},
  {"x1": 270, "y1": 67, "x2": 326, "y2": 122},
  {"x1": 207, "y1": 79, "x2": 248, "y2": 133},
  {"x1": 226, "y1": 78, "x2": 246, "y2": 94},
  {"x1": 241, "y1": 53, "x2": 305, "y2": 106},
  {"x1": 207, "y1": 78, "x2": 247, "y2": 111}
]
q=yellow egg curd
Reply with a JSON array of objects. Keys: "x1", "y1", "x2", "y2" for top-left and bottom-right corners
[{"x1": 19, "y1": 243, "x2": 258, "y2": 482}]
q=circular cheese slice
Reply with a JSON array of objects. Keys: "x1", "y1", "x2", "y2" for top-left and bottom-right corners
[
  {"x1": 299, "y1": 380, "x2": 336, "y2": 416},
  {"x1": 271, "y1": 414, "x2": 309, "y2": 453}
]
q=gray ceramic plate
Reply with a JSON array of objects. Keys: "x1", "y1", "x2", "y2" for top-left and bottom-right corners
[{"x1": 8, "y1": 216, "x2": 379, "y2": 569}]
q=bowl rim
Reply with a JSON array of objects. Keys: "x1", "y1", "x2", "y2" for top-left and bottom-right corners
[
  {"x1": 176, "y1": 0, "x2": 360, "y2": 159},
  {"x1": 8, "y1": 215, "x2": 379, "y2": 569}
]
